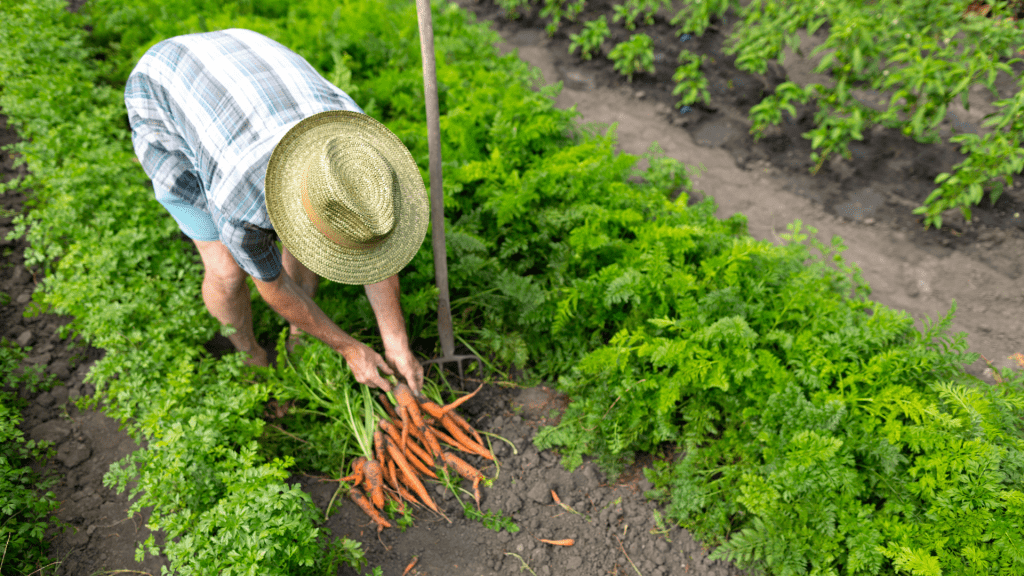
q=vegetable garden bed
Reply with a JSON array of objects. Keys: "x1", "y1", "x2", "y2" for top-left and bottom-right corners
[{"x1": 3, "y1": 0, "x2": 1024, "y2": 575}]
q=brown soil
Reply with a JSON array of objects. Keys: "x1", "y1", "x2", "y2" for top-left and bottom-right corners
[{"x1": 5, "y1": 1, "x2": 1024, "y2": 575}]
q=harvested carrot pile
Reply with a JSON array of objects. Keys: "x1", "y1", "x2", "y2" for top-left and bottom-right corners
[{"x1": 329, "y1": 382, "x2": 493, "y2": 531}]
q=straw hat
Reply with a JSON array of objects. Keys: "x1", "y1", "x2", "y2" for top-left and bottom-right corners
[{"x1": 266, "y1": 111, "x2": 428, "y2": 285}]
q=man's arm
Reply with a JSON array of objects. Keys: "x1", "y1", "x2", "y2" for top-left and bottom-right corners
[
  {"x1": 252, "y1": 272, "x2": 395, "y2": 390},
  {"x1": 364, "y1": 275, "x2": 424, "y2": 393}
]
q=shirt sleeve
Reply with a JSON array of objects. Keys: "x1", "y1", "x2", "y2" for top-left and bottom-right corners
[{"x1": 126, "y1": 68, "x2": 207, "y2": 212}]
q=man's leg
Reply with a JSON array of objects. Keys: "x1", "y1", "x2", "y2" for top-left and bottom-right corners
[
  {"x1": 192, "y1": 239, "x2": 268, "y2": 366},
  {"x1": 282, "y1": 247, "x2": 319, "y2": 337}
]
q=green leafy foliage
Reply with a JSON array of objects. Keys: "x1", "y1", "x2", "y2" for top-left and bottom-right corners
[
  {"x1": 9, "y1": 1, "x2": 1024, "y2": 575},
  {"x1": 464, "y1": 506, "x2": 521, "y2": 533},
  {"x1": 568, "y1": 15, "x2": 610, "y2": 61},
  {"x1": 611, "y1": 0, "x2": 664, "y2": 31},
  {"x1": 672, "y1": 49, "x2": 710, "y2": 107},
  {"x1": 749, "y1": 81, "x2": 811, "y2": 140},
  {"x1": 726, "y1": 0, "x2": 1024, "y2": 226},
  {"x1": 609, "y1": 33, "x2": 656, "y2": 82},
  {"x1": 496, "y1": 0, "x2": 534, "y2": 19},
  {"x1": 540, "y1": 0, "x2": 586, "y2": 35},
  {"x1": 534, "y1": 211, "x2": 1024, "y2": 575},
  {"x1": 670, "y1": 0, "x2": 737, "y2": 37}
]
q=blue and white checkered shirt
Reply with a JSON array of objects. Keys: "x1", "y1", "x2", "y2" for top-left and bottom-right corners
[{"x1": 125, "y1": 29, "x2": 364, "y2": 281}]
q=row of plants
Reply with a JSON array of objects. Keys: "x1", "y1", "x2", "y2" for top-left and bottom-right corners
[
  {"x1": 0, "y1": 339, "x2": 61, "y2": 574},
  {"x1": 2, "y1": 0, "x2": 674, "y2": 571},
  {"x1": 1, "y1": 1, "x2": 367, "y2": 573},
  {"x1": 5, "y1": 0, "x2": 1024, "y2": 575},
  {"x1": 504, "y1": 0, "x2": 1024, "y2": 228}
]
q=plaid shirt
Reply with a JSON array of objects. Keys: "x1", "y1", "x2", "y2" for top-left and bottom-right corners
[{"x1": 125, "y1": 28, "x2": 364, "y2": 281}]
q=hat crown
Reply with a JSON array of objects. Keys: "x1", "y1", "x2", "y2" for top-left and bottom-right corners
[{"x1": 305, "y1": 137, "x2": 396, "y2": 246}]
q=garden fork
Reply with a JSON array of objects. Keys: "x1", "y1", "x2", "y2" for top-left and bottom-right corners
[{"x1": 414, "y1": 0, "x2": 481, "y2": 385}]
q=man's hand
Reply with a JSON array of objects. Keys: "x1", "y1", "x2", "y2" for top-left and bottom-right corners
[
  {"x1": 341, "y1": 341, "x2": 395, "y2": 392},
  {"x1": 385, "y1": 346, "x2": 424, "y2": 395}
]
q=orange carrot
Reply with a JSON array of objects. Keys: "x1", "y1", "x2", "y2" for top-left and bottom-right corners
[
  {"x1": 419, "y1": 397, "x2": 479, "y2": 440},
  {"x1": 338, "y1": 456, "x2": 366, "y2": 487},
  {"x1": 384, "y1": 415, "x2": 438, "y2": 467},
  {"x1": 439, "y1": 415, "x2": 494, "y2": 460},
  {"x1": 392, "y1": 469, "x2": 421, "y2": 505},
  {"x1": 363, "y1": 459, "x2": 386, "y2": 510},
  {"x1": 379, "y1": 393, "x2": 401, "y2": 422},
  {"x1": 439, "y1": 451, "x2": 484, "y2": 481},
  {"x1": 373, "y1": 429, "x2": 387, "y2": 469},
  {"x1": 446, "y1": 410, "x2": 485, "y2": 447},
  {"x1": 403, "y1": 433, "x2": 437, "y2": 471},
  {"x1": 439, "y1": 450, "x2": 484, "y2": 506},
  {"x1": 394, "y1": 383, "x2": 429, "y2": 437},
  {"x1": 380, "y1": 418, "x2": 403, "y2": 445},
  {"x1": 418, "y1": 399, "x2": 444, "y2": 420},
  {"x1": 538, "y1": 538, "x2": 575, "y2": 546},
  {"x1": 404, "y1": 444, "x2": 439, "y2": 480},
  {"x1": 429, "y1": 426, "x2": 483, "y2": 457},
  {"x1": 386, "y1": 437, "x2": 439, "y2": 513},
  {"x1": 420, "y1": 424, "x2": 443, "y2": 459},
  {"x1": 402, "y1": 556, "x2": 419, "y2": 576},
  {"x1": 438, "y1": 384, "x2": 483, "y2": 415},
  {"x1": 350, "y1": 487, "x2": 391, "y2": 530},
  {"x1": 380, "y1": 455, "x2": 394, "y2": 489},
  {"x1": 387, "y1": 458, "x2": 399, "y2": 492},
  {"x1": 399, "y1": 404, "x2": 411, "y2": 453}
]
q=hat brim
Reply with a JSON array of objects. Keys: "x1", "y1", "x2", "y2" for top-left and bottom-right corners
[{"x1": 266, "y1": 111, "x2": 428, "y2": 285}]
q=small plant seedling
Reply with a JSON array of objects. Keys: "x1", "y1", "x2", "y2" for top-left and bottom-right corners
[
  {"x1": 672, "y1": 49, "x2": 710, "y2": 107},
  {"x1": 612, "y1": 0, "x2": 662, "y2": 31},
  {"x1": 496, "y1": 0, "x2": 532, "y2": 19},
  {"x1": 649, "y1": 509, "x2": 672, "y2": 542},
  {"x1": 541, "y1": 0, "x2": 585, "y2": 35},
  {"x1": 568, "y1": 16, "x2": 610, "y2": 61},
  {"x1": 609, "y1": 34, "x2": 655, "y2": 82}
]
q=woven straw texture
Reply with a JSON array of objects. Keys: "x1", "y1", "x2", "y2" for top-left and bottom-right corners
[{"x1": 266, "y1": 111, "x2": 428, "y2": 285}]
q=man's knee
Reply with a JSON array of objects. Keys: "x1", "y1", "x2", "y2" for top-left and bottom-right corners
[
  {"x1": 204, "y1": 266, "x2": 248, "y2": 297},
  {"x1": 194, "y1": 239, "x2": 249, "y2": 295}
]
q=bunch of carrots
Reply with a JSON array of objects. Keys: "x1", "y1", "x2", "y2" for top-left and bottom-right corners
[{"x1": 329, "y1": 381, "x2": 494, "y2": 531}]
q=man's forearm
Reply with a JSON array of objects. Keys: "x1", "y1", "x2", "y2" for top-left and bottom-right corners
[
  {"x1": 364, "y1": 274, "x2": 409, "y2": 352},
  {"x1": 253, "y1": 272, "x2": 357, "y2": 354}
]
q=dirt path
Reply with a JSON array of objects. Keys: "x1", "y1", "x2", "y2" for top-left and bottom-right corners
[
  {"x1": 454, "y1": 0, "x2": 1024, "y2": 379},
  {"x1": 1, "y1": 116, "x2": 168, "y2": 575}
]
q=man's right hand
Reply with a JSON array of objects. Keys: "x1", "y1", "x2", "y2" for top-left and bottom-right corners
[{"x1": 340, "y1": 341, "x2": 395, "y2": 392}]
